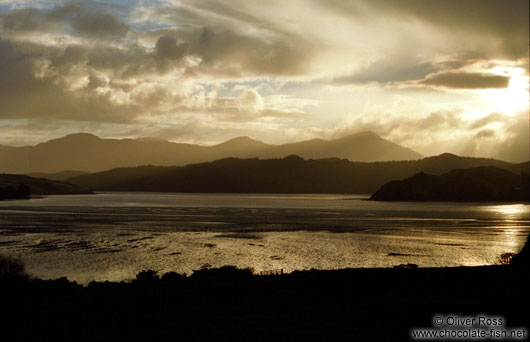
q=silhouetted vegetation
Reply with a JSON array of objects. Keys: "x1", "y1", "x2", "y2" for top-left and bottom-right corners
[
  {"x1": 498, "y1": 252, "x2": 515, "y2": 265},
  {"x1": 133, "y1": 270, "x2": 160, "y2": 283},
  {"x1": 160, "y1": 272, "x2": 186, "y2": 282},
  {"x1": 0, "y1": 173, "x2": 91, "y2": 196},
  {"x1": 1, "y1": 263, "x2": 528, "y2": 341},
  {"x1": 191, "y1": 265, "x2": 254, "y2": 278},
  {"x1": 67, "y1": 154, "x2": 529, "y2": 194},
  {"x1": 0, "y1": 253, "x2": 28, "y2": 279},
  {"x1": 511, "y1": 235, "x2": 530, "y2": 267},
  {"x1": 371, "y1": 166, "x2": 529, "y2": 202}
]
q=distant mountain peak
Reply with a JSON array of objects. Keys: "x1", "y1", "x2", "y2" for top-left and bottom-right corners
[
  {"x1": 304, "y1": 138, "x2": 326, "y2": 143},
  {"x1": 437, "y1": 152, "x2": 459, "y2": 159},
  {"x1": 336, "y1": 131, "x2": 380, "y2": 140},
  {"x1": 62, "y1": 133, "x2": 100, "y2": 140},
  {"x1": 215, "y1": 136, "x2": 267, "y2": 147},
  {"x1": 283, "y1": 154, "x2": 304, "y2": 161},
  {"x1": 226, "y1": 136, "x2": 256, "y2": 142},
  {"x1": 135, "y1": 137, "x2": 167, "y2": 142},
  {"x1": 37, "y1": 132, "x2": 101, "y2": 147},
  {"x1": 1, "y1": 131, "x2": 424, "y2": 173}
]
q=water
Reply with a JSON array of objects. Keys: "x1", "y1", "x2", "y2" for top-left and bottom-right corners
[{"x1": 1, "y1": 192, "x2": 528, "y2": 284}]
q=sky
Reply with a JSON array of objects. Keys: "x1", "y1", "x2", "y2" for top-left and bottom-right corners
[{"x1": 0, "y1": 0, "x2": 528, "y2": 162}]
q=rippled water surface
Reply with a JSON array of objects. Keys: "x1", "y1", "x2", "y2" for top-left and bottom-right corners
[{"x1": 1, "y1": 192, "x2": 528, "y2": 283}]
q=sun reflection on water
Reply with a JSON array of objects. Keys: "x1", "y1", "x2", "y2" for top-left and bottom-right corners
[
  {"x1": 503, "y1": 229, "x2": 518, "y2": 248},
  {"x1": 478, "y1": 204, "x2": 530, "y2": 264},
  {"x1": 483, "y1": 204, "x2": 530, "y2": 220}
]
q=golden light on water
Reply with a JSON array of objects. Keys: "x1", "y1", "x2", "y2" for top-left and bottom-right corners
[
  {"x1": 482, "y1": 204, "x2": 530, "y2": 259},
  {"x1": 503, "y1": 229, "x2": 518, "y2": 248},
  {"x1": 485, "y1": 204, "x2": 530, "y2": 220}
]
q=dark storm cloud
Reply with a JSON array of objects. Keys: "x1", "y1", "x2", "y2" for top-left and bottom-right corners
[
  {"x1": 320, "y1": 0, "x2": 529, "y2": 59},
  {"x1": 193, "y1": 27, "x2": 309, "y2": 76},
  {"x1": 0, "y1": 33, "x2": 306, "y2": 124},
  {"x1": 155, "y1": 35, "x2": 189, "y2": 60},
  {"x1": 334, "y1": 58, "x2": 437, "y2": 84},
  {"x1": 1, "y1": 1, "x2": 130, "y2": 39},
  {"x1": 137, "y1": 0, "x2": 317, "y2": 77},
  {"x1": 142, "y1": 25, "x2": 313, "y2": 77},
  {"x1": 52, "y1": 2, "x2": 130, "y2": 39},
  {"x1": 1, "y1": 7, "x2": 58, "y2": 32},
  {"x1": 149, "y1": 0, "x2": 295, "y2": 39},
  {"x1": 0, "y1": 38, "x2": 137, "y2": 123},
  {"x1": 420, "y1": 72, "x2": 510, "y2": 89}
]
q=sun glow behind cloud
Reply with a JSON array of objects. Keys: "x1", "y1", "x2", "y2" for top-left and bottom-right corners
[{"x1": 485, "y1": 75, "x2": 530, "y2": 115}]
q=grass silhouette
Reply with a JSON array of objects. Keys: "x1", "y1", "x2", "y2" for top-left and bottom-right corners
[{"x1": 0, "y1": 253, "x2": 28, "y2": 279}]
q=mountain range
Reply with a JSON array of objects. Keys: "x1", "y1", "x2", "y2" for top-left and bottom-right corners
[
  {"x1": 0, "y1": 132, "x2": 422, "y2": 174},
  {"x1": 66, "y1": 154, "x2": 529, "y2": 194}
]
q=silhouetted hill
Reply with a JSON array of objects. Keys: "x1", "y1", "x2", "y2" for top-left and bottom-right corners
[
  {"x1": 370, "y1": 166, "x2": 529, "y2": 202},
  {"x1": 67, "y1": 154, "x2": 529, "y2": 194},
  {"x1": 260, "y1": 131, "x2": 422, "y2": 161},
  {"x1": 28, "y1": 170, "x2": 89, "y2": 181},
  {"x1": 1, "y1": 133, "x2": 205, "y2": 174},
  {"x1": 0, "y1": 132, "x2": 421, "y2": 174},
  {"x1": 209, "y1": 136, "x2": 272, "y2": 156},
  {"x1": 0, "y1": 174, "x2": 90, "y2": 197}
]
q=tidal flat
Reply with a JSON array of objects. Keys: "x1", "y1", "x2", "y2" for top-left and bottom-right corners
[{"x1": 0, "y1": 192, "x2": 528, "y2": 283}]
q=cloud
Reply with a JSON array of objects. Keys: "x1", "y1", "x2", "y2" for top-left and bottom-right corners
[
  {"x1": 1, "y1": 7, "x2": 56, "y2": 32},
  {"x1": 0, "y1": 38, "x2": 138, "y2": 123},
  {"x1": 54, "y1": 2, "x2": 130, "y2": 39},
  {"x1": 334, "y1": 57, "x2": 437, "y2": 84},
  {"x1": 171, "y1": 87, "x2": 310, "y2": 121},
  {"x1": 330, "y1": 108, "x2": 528, "y2": 162},
  {"x1": 1, "y1": 1, "x2": 130, "y2": 39},
  {"x1": 329, "y1": 53, "x2": 513, "y2": 89},
  {"x1": 497, "y1": 115, "x2": 530, "y2": 162},
  {"x1": 420, "y1": 72, "x2": 510, "y2": 89},
  {"x1": 139, "y1": 24, "x2": 315, "y2": 77},
  {"x1": 0, "y1": 0, "x2": 527, "y2": 161},
  {"x1": 155, "y1": 35, "x2": 189, "y2": 60},
  {"x1": 475, "y1": 129, "x2": 495, "y2": 139},
  {"x1": 469, "y1": 113, "x2": 529, "y2": 163},
  {"x1": 469, "y1": 113, "x2": 505, "y2": 129},
  {"x1": 320, "y1": 0, "x2": 529, "y2": 59},
  {"x1": 0, "y1": 32, "x2": 311, "y2": 127}
]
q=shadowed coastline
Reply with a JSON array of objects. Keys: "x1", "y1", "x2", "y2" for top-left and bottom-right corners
[
  {"x1": 0, "y1": 173, "x2": 91, "y2": 200},
  {"x1": 1, "y1": 237, "x2": 528, "y2": 341},
  {"x1": 370, "y1": 166, "x2": 530, "y2": 202},
  {"x1": 66, "y1": 154, "x2": 529, "y2": 194}
]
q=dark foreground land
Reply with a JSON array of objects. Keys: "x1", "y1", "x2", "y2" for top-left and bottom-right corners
[
  {"x1": 1, "y1": 260, "x2": 529, "y2": 342},
  {"x1": 0, "y1": 173, "x2": 90, "y2": 200}
]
